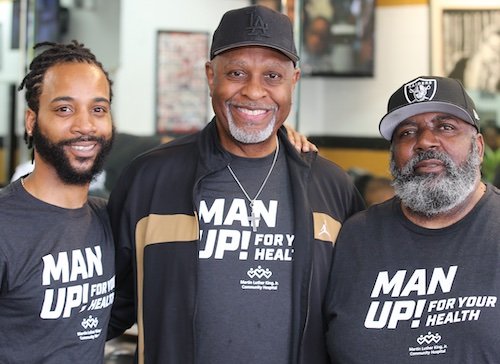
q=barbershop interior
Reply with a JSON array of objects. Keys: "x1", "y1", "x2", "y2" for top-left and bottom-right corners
[{"x1": 0, "y1": 0, "x2": 499, "y2": 362}]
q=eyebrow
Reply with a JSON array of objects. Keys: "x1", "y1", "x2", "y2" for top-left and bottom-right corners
[
  {"x1": 223, "y1": 57, "x2": 289, "y2": 70},
  {"x1": 397, "y1": 119, "x2": 416, "y2": 128},
  {"x1": 50, "y1": 96, "x2": 110, "y2": 104}
]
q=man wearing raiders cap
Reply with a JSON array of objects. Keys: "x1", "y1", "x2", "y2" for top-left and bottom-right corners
[
  {"x1": 106, "y1": 5, "x2": 364, "y2": 364},
  {"x1": 325, "y1": 76, "x2": 500, "y2": 363}
]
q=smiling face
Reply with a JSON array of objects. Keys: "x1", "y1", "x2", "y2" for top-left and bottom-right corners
[
  {"x1": 206, "y1": 46, "x2": 300, "y2": 156},
  {"x1": 26, "y1": 62, "x2": 114, "y2": 185}
]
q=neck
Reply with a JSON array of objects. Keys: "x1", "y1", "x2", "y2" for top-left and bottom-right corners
[
  {"x1": 22, "y1": 169, "x2": 90, "y2": 209},
  {"x1": 401, "y1": 181, "x2": 486, "y2": 229}
]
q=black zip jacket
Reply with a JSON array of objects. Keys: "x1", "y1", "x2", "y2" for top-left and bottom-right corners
[{"x1": 107, "y1": 119, "x2": 365, "y2": 363}]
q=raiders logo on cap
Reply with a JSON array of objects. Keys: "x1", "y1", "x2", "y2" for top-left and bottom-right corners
[
  {"x1": 404, "y1": 77, "x2": 437, "y2": 103},
  {"x1": 379, "y1": 76, "x2": 480, "y2": 140}
]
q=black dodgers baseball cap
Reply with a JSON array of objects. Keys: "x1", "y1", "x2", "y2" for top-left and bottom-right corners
[
  {"x1": 210, "y1": 5, "x2": 299, "y2": 65},
  {"x1": 379, "y1": 76, "x2": 481, "y2": 140}
]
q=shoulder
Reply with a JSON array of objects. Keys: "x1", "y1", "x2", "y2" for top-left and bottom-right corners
[
  {"x1": 341, "y1": 198, "x2": 395, "y2": 233},
  {"x1": 481, "y1": 184, "x2": 500, "y2": 212},
  {"x1": 0, "y1": 183, "x2": 15, "y2": 200},
  {"x1": 87, "y1": 196, "x2": 111, "y2": 224},
  {"x1": 311, "y1": 154, "x2": 352, "y2": 181},
  {"x1": 0, "y1": 182, "x2": 23, "y2": 207},
  {"x1": 306, "y1": 154, "x2": 359, "y2": 198},
  {"x1": 122, "y1": 132, "x2": 200, "y2": 178},
  {"x1": 87, "y1": 195, "x2": 107, "y2": 210}
]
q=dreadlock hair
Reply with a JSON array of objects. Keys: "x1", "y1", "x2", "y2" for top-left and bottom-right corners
[{"x1": 18, "y1": 40, "x2": 113, "y2": 149}]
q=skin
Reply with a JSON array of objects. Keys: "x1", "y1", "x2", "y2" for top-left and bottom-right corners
[
  {"x1": 285, "y1": 123, "x2": 318, "y2": 153},
  {"x1": 22, "y1": 62, "x2": 113, "y2": 208},
  {"x1": 391, "y1": 112, "x2": 485, "y2": 228},
  {"x1": 206, "y1": 46, "x2": 301, "y2": 158}
]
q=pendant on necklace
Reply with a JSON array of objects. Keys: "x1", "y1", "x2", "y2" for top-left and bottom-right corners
[
  {"x1": 248, "y1": 201, "x2": 261, "y2": 232},
  {"x1": 226, "y1": 136, "x2": 279, "y2": 233}
]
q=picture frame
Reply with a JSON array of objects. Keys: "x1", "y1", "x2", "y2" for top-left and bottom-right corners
[
  {"x1": 155, "y1": 30, "x2": 209, "y2": 135},
  {"x1": 430, "y1": 0, "x2": 500, "y2": 94},
  {"x1": 300, "y1": 0, "x2": 375, "y2": 77}
]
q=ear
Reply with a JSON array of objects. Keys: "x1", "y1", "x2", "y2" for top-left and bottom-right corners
[
  {"x1": 25, "y1": 108, "x2": 36, "y2": 136},
  {"x1": 476, "y1": 132, "x2": 485, "y2": 163},
  {"x1": 291, "y1": 67, "x2": 301, "y2": 92},
  {"x1": 205, "y1": 61, "x2": 215, "y2": 97}
]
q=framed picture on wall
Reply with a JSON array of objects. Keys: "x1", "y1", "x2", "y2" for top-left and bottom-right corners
[
  {"x1": 430, "y1": 0, "x2": 500, "y2": 94},
  {"x1": 155, "y1": 30, "x2": 209, "y2": 135},
  {"x1": 300, "y1": 0, "x2": 375, "y2": 77}
]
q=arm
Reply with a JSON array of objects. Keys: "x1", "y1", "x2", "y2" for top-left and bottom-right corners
[{"x1": 106, "y1": 177, "x2": 137, "y2": 340}]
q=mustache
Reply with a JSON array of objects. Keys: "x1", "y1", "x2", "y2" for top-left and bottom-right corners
[
  {"x1": 401, "y1": 150, "x2": 454, "y2": 175},
  {"x1": 58, "y1": 135, "x2": 107, "y2": 146}
]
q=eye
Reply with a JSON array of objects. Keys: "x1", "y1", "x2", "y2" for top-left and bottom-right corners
[
  {"x1": 265, "y1": 72, "x2": 282, "y2": 82},
  {"x1": 55, "y1": 105, "x2": 73, "y2": 114},
  {"x1": 93, "y1": 106, "x2": 108, "y2": 114},
  {"x1": 396, "y1": 128, "x2": 416, "y2": 139},
  {"x1": 438, "y1": 123, "x2": 455, "y2": 131},
  {"x1": 227, "y1": 70, "x2": 246, "y2": 79}
]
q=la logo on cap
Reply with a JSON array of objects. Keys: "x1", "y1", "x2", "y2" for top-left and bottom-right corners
[
  {"x1": 247, "y1": 10, "x2": 270, "y2": 37},
  {"x1": 404, "y1": 77, "x2": 437, "y2": 104}
]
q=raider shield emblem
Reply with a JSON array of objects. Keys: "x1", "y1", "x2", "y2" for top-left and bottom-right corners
[{"x1": 404, "y1": 77, "x2": 437, "y2": 104}]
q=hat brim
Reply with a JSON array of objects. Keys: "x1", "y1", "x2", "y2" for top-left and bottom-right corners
[
  {"x1": 212, "y1": 41, "x2": 299, "y2": 64},
  {"x1": 379, "y1": 101, "x2": 477, "y2": 140}
]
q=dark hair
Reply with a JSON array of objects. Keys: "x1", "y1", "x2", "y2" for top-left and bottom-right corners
[{"x1": 18, "y1": 40, "x2": 113, "y2": 148}]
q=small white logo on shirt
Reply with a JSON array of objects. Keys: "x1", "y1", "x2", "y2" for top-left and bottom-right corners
[
  {"x1": 81, "y1": 315, "x2": 99, "y2": 329},
  {"x1": 247, "y1": 265, "x2": 272, "y2": 279},
  {"x1": 417, "y1": 332, "x2": 441, "y2": 345},
  {"x1": 318, "y1": 220, "x2": 332, "y2": 240}
]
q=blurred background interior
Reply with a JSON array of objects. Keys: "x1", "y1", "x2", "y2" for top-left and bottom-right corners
[{"x1": 0, "y1": 0, "x2": 499, "y2": 361}]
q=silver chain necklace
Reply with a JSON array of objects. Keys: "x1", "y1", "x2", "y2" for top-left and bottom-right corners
[{"x1": 227, "y1": 138, "x2": 279, "y2": 232}]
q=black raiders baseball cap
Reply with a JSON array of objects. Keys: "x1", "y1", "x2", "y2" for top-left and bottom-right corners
[
  {"x1": 210, "y1": 5, "x2": 299, "y2": 65},
  {"x1": 379, "y1": 76, "x2": 481, "y2": 140}
]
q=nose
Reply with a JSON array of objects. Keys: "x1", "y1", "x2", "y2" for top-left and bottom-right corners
[
  {"x1": 71, "y1": 110, "x2": 97, "y2": 135},
  {"x1": 414, "y1": 127, "x2": 440, "y2": 152},
  {"x1": 241, "y1": 76, "x2": 267, "y2": 100}
]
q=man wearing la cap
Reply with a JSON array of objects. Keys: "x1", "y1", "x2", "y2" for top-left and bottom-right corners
[
  {"x1": 325, "y1": 76, "x2": 500, "y2": 363},
  {"x1": 107, "y1": 5, "x2": 364, "y2": 364}
]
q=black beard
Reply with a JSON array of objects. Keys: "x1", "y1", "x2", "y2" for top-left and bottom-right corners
[{"x1": 32, "y1": 121, "x2": 115, "y2": 186}]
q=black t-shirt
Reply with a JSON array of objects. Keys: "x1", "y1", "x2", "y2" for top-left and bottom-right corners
[
  {"x1": 196, "y1": 143, "x2": 294, "y2": 364},
  {"x1": 0, "y1": 180, "x2": 115, "y2": 363},
  {"x1": 326, "y1": 185, "x2": 500, "y2": 363}
]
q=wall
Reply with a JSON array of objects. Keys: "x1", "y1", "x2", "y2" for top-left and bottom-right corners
[
  {"x1": 0, "y1": 0, "x2": 431, "y2": 139},
  {"x1": 114, "y1": 0, "x2": 249, "y2": 136},
  {"x1": 59, "y1": 0, "x2": 121, "y2": 76},
  {"x1": 299, "y1": 4, "x2": 429, "y2": 137},
  {"x1": 114, "y1": 0, "x2": 430, "y2": 137}
]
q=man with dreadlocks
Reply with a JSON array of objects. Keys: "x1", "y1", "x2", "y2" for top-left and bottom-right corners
[{"x1": 0, "y1": 41, "x2": 115, "y2": 363}]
